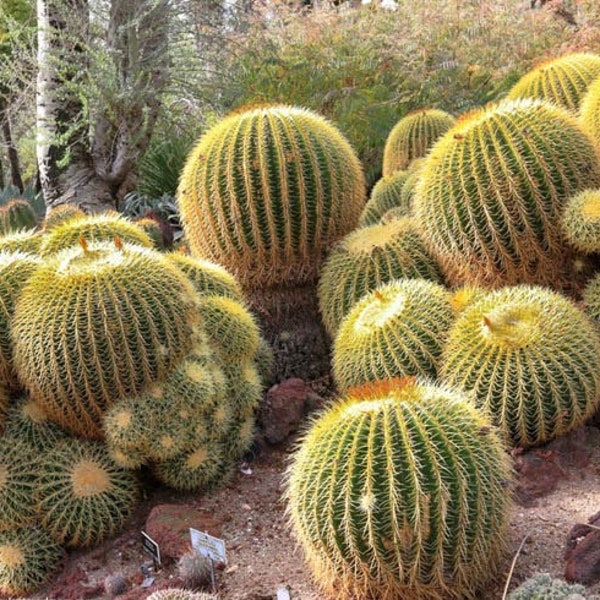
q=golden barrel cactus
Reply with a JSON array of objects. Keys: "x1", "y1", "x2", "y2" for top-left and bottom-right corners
[
  {"x1": 358, "y1": 170, "x2": 411, "y2": 227},
  {"x1": 177, "y1": 104, "x2": 366, "y2": 289},
  {"x1": 562, "y1": 189, "x2": 600, "y2": 253}
]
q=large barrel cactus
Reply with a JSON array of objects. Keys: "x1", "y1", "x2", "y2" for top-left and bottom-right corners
[
  {"x1": 12, "y1": 240, "x2": 200, "y2": 439},
  {"x1": 414, "y1": 99, "x2": 600, "y2": 288},
  {"x1": 440, "y1": 285, "x2": 600, "y2": 448},
  {"x1": 287, "y1": 378, "x2": 512, "y2": 600},
  {"x1": 332, "y1": 279, "x2": 453, "y2": 391},
  {"x1": 580, "y1": 74, "x2": 600, "y2": 145},
  {"x1": 382, "y1": 108, "x2": 455, "y2": 176},
  {"x1": 318, "y1": 218, "x2": 443, "y2": 337},
  {"x1": 358, "y1": 170, "x2": 411, "y2": 227},
  {"x1": 177, "y1": 104, "x2": 366, "y2": 290},
  {"x1": 507, "y1": 52, "x2": 600, "y2": 111}
]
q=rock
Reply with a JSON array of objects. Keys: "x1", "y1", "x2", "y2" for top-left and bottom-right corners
[
  {"x1": 564, "y1": 511, "x2": 600, "y2": 585},
  {"x1": 514, "y1": 450, "x2": 565, "y2": 506},
  {"x1": 144, "y1": 504, "x2": 222, "y2": 560},
  {"x1": 546, "y1": 426, "x2": 594, "y2": 470},
  {"x1": 258, "y1": 378, "x2": 315, "y2": 444}
]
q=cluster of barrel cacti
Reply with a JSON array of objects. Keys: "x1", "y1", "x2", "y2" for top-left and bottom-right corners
[{"x1": 0, "y1": 208, "x2": 268, "y2": 594}]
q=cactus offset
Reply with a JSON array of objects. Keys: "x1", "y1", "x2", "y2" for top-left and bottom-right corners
[
  {"x1": 507, "y1": 52, "x2": 600, "y2": 111},
  {"x1": 177, "y1": 104, "x2": 366, "y2": 289},
  {"x1": 382, "y1": 108, "x2": 455, "y2": 176},
  {"x1": 333, "y1": 279, "x2": 453, "y2": 391},
  {"x1": 318, "y1": 218, "x2": 444, "y2": 337},
  {"x1": 441, "y1": 285, "x2": 600, "y2": 448},
  {"x1": 414, "y1": 99, "x2": 600, "y2": 288},
  {"x1": 358, "y1": 170, "x2": 411, "y2": 227},
  {"x1": 287, "y1": 377, "x2": 512, "y2": 600},
  {"x1": 562, "y1": 189, "x2": 600, "y2": 253}
]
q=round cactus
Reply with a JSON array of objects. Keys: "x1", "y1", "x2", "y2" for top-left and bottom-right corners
[
  {"x1": 146, "y1": 590, "x2": 217, "y2": 600},
  {"x1": 332, "y1": 279, "x2": 454, "y2": 391},
  {"x1": 0, "y1": 229, "x2": 43, "y2": 254},
  {"x1": 440, "y1": 285, "x2": 600, "y2": 448},
  {"x1": 561, "y1": 189, "x2": 600, "y2": 253},
  {"x1": 414, "y1": 98, "x2": 600, "y2": 288},
  {"x1": 580, "y1": 73, "x2": 600, "y2": 145},
  {"x1": 382, "y1": 108, "x2": 456, "y2": 176},
  {"x1": 507, "y1": 52, "x2": 600, "y2": 111},
  {"x1": 318, "y1": 218, "x2": 444, "y2": 337},
  {"x1": 0, "y1": 525, "x2": 65, "y2": 596},
  {"x1": 36, "y1": 439, "x2": 139, "y2": 548},
  {"x1": 583, "y1": 272, "x2": 600, "y2": 325},
  {"x1": 38, "y1": 212, "x2": 154, "y2": 256},
  {"x1": 12, "y1": 240, "x2": 200, "y2": 438},
  {"x1": 0, "y1": 199, "x2": 37, "y2": 235},
  {"x1": 134, "y1": 217, "x2": 166, "y2": 249},
  {"x1": 0, "y1": 251, "x2": 41, "y2": 391},
  {"x1": 358, "y1": 170, "x2": 411, "y2": 227},
  {"x1": 287, "y1": 377, "x2": 512, "y2": 600},
  {"x1": 42, "y1": 203, "x2": 86, "y2": 230},
  {"x1": 167, "y1": 252, "x2": 245, "y2": 301},
  {"x1": 177, "y1": 104, "x2": 366, "y2": 290}
]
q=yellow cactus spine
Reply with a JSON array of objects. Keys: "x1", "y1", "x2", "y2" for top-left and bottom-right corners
[
  {"x1": 358, "y1": 170, "x2": 411, "y2": 227},
  {"x1": 562, "y1": 189, "x2": 600, "y2": 253}
]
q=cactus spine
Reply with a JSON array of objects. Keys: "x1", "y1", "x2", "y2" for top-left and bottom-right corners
[
  {"x1": 42, "y1": 203, "x2": 86, "y2": 230},
  {"x1": 177, "y1": 104, "x2": 366, "y2": 289},
  {"x1": 440, "y1": 285, "x2": 600, "y2": 448},
  {"x1": 0, "y1": 200, "x2": 37, "y2": 235},
  {"x1": 318, "y1": 218, "x2": 444, "y2": 337},
  {"x1": 561, "y1": 189, "x2": 600, "y2": 253},
  {"x1": 287, "y1": 378, "x2": 512, "y2": 600},
  {"x1": 332, "y1": 279, "x2": 454, "y2": 391},
  {"x1": 382, "y1": 108, "x2": 455, "y2": 176},
  {"x1": 358, "y1": 170, "x2": 411, "y2": 227},
  {"x1": 507, "y1": 52, "x2": 600, "y2": 111},
  {"x1": 414, "y1": 99, "x2": 600, "y2": 288}
]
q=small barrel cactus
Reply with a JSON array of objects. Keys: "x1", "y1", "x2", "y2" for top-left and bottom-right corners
[
  {"x1": 146, "y1": 590, "x2": 217, "y2": 600},
  {"x1": 333, "y1": 278, "x2": 454, "y2": 391},
  {"x1": 42, "y1": 203, "x2": 86, "y2": 230},
  {"x1": 562, "y1": 189, "x2": 600, "y2": 253},
  {"x1": 414, "y1": 99, "x2": 600, "y2": 288},
  {"x1": 318, "y1": 218, "x2": 444, "y2": 337},
  {"x1": 12, "y1": 240, "x2": 200, "y2": 438},
  {"x1": 440, "y1": 285, "x2": 600, "y2": 448},
  {"x1": 507, "y1": 52, "x2": 600, "y2": 111},
  {"x1": 177, "y1": 104, "x2": 366, "y2": 290},
  {"x1": 287, "y1": 377, "x2": 512, "y2": 600},
  {"x1": 0, "y1": 525, "x2": 65, "y2": 596},
  {"x1": 38, "y1": 212, "x2": 154, "y2": 256},
  {"x1": 177, "y1": 550, "x2": 212, "y2": 589},
  {"x1": 0, "y1": 199, "x2": 37, "y2": 235},
  {"x1": 0, "y1": 250, "x2": 41, "y2": 391},
  {"x1": 36, "y1": 439, "x2": 139, "y2": 548},
  {"x1": 507, "y1": 573, "x2": 599, "y2": 600},
  {"x1": 382, "y1": 108, "x2": 456, "y2": 176},
  {"x1": 358, "y1": 170, "x2": 411, "y2": 227}
]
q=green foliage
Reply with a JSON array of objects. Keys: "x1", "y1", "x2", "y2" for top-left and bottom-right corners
[
  {"x1": 507, "y1": 52, "x2": 600, "y2": 111},
  {"x1": 414, "y1": 98, "x2": 600, "y2": 288},
  {"x1": 441, "y1": 285, "x2": 600, "y2": 448},
  {"x1": 358, "y1": 170, "x2": 411, "y2": 227},
  {"x1": 178, "y1": 104, "x2": 366, "y2": 290},
  {"x1": 507, "y1": 573, "x2": 599, "y2": 599},
  {"x1": 318, "y1": 218, "x2": 444, "y2": 338},
  {"x1": 12, "y1": 240, "x2": 200, "y2": 439},
  {"x1": 224, "y1": 3, "x2": 568, "y2": 186},
  {"x1": 332, "y1": 278, "x2": 453, "y2": 391},
  {"x1": 36, "y1": 439, "x2": 139, "y2": 548},
  {"x1": 287, "y1": 377, "x2": 512, "y2": 600},
  {"x1": 0, "y1": 525, "x2": 65, "y2": 596},
  {"x1": 562, "y1": 189, "x2": 600, "y2": 253}
]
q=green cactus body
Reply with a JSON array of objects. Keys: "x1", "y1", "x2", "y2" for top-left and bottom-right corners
[
  {"x1": 358, "y1": 170, "x2": 411, "y2": 227},
  {"x1": 36, "y1": 439, "x2": 139, "y2": 548},
  {"x1": 440, "y1": 285, "x2": 600, "y2": 448},
  {"x1": 0, "y1": 200, "x2": 38, "y2": 235},
  {"x1": 12, "y1": 241, "x2": 200, "y2": 439},
  {"x1": 0, "y1": 251, "x2": 41, "y2": 391},
  {"x1": 562, "y1": 189, "x2": 600, "y2": 253},
  {"x1": 580, "y1": 74, "x2": 600, "y2": 146},
  {"x1": 0, "y1": 525, "x2": 65, "y2": 596},
  {"x1": 38, "y1": 212, "x2": 154, "y2": 256},
  {"x1": 414, "y1": 99, "x2": 600, "y2": 288},
  {"x1": 42, "y1": 203, "x2": 86, "y2": 230},
  {"x1": 0, "y1": 438, "x2": 41, "y2": 530},
  {"x1": 254, "y1": 335, "x2": 275, "y2": 386},
  {"x1": 507, "y1": 52, "x2": 600, "y2": 111},
  {"x1": 583, "y1": 272, "x2": 600, "y2": 325},
  {"x1": 398, "y1": 161, "x2": 425, "y2": 209},
  {"x1": 177, "y1": 104, "x2": 366, "y2": 290},
  {"x1": 0, "y1": 229, "x2": 43, "y2": 254},
  {"x1": 318, "y1": 218, "x2": 444, "y2": 337},
  {"x1": 134, "y1": 217, "x2": 165, "y2": 249},
  {"x1": 333, "y1": 279, "x2": 453, "y2": 391},
  {"x1": 4, "y1": 397, "x2": 69, "y2": 451},
  {"x1": 382, "y1": 109, "x2": 456, "y2": 176},
  {"x1": 167, "y1": 252, "x2": 245, "y2": 301},
  {"x1": 222, "y1": 360, "x2": 263, "y2": 421},
  {"x1": 287, "y1": 377, "x2": 512, "y2": 600},
  {"x1": 380, "y1": 206, "x2": 408, "y2": 224}
]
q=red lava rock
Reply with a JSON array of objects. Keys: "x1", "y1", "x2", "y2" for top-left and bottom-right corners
[
  {"x1": 259, "y1": 378, "x2": 313, "y2": 444},
  {"x1": 46, "y1": 565, "x2": 89, "y2": 599},
  {"x1": 514, "y1": 450, "x2": 565, "y2": 506},
  {"x1": 145, "y1": 504, "x2": 222, "y2": 560},
  {"x1": 564, "y1": 510, "x2": 600, "y2": 585},
  {"x1": 546, "y1": 426, "x2": 593, "y2": 470}
]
